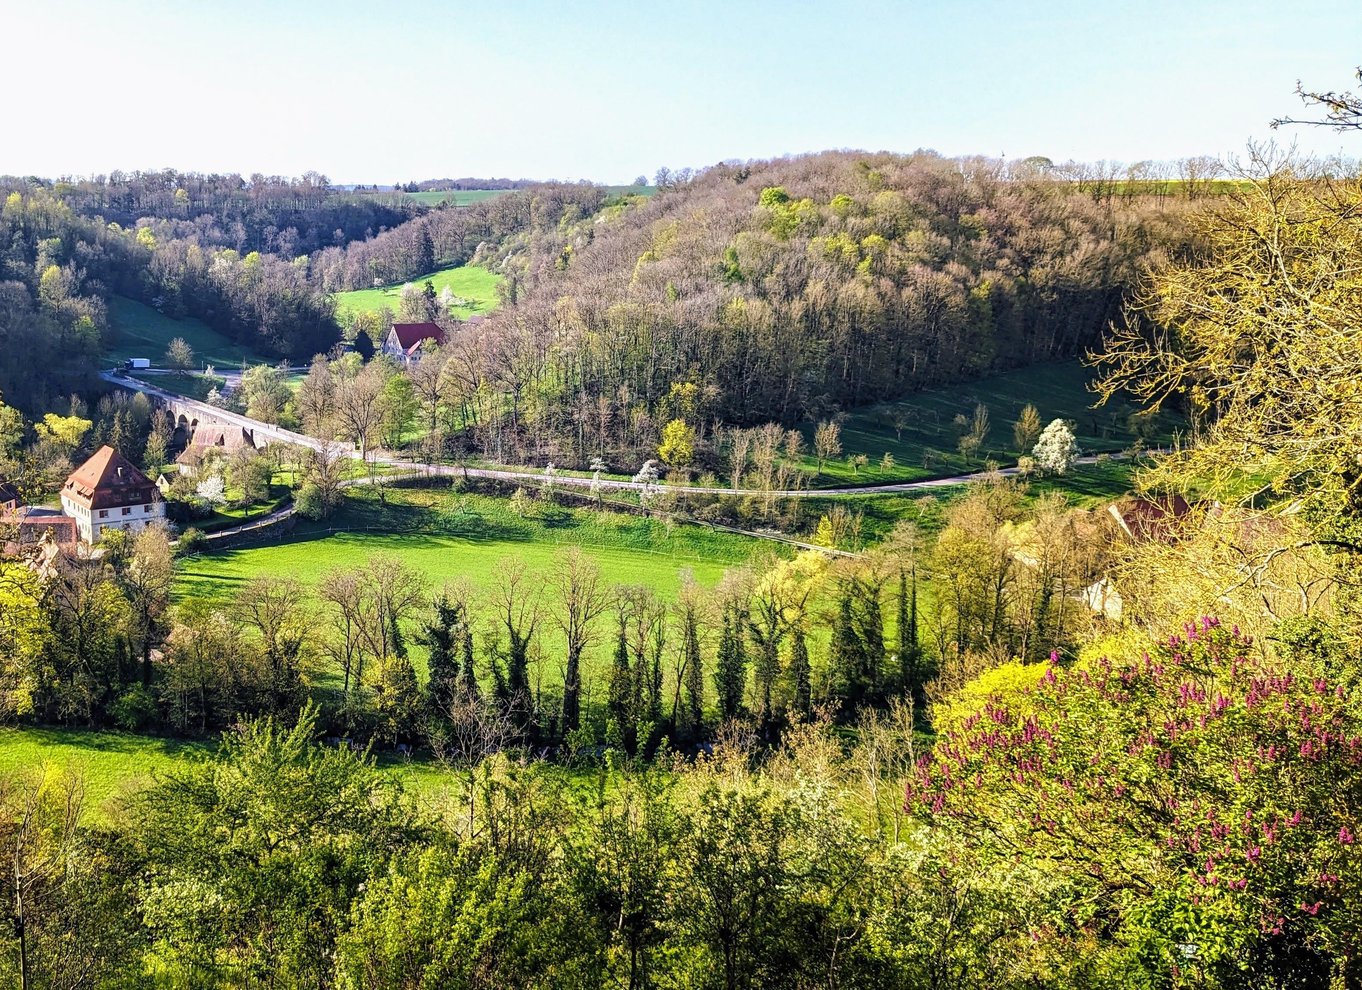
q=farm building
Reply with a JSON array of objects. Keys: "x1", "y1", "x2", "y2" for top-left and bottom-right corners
[
  {"x1": 0, "y1": 477, "x2": 78, "y2": 554},
  {"x1": 60, "y1": 446, "x2": 165, "y2": 544},
  {"x1": 382, "y1": 322, "x2": 445, "y2": 363}
]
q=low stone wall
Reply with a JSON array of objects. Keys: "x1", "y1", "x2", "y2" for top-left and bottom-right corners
[{"x1": 201, "y1": 506, "x2": 298, "y2": 549}]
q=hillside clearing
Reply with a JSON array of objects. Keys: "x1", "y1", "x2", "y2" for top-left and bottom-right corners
[
  {"x1": 332, "y1": 265, "x2": 503, "y2": 319},
  {"x1": 106, "y1": 295, "x2": 261, "y2": 368},
  {"x1": 796, "y1": 360, "x2": 1175, "y2": 487}
]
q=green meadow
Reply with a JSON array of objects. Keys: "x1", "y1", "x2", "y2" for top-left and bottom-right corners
[
  {"x1": 332, "y1": 264, "x2": 503, "y2": 319},
  {"x1": 106, "y1": 295, "x2": 261, "y2": 368},
  {"x1": 176, "y1": 485, "x2": 770, "y2": 605}
]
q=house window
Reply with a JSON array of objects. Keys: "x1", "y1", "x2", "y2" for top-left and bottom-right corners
[
  {"x1": 122, "y1": 506, "x2": 131, "y2": 516},
  {"x1": 98, "y1": 509, "x2": 107, "y2": 518}
]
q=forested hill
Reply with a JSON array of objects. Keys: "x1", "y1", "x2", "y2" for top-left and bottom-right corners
[
  {"x1": 495, "y1": 151, "x2": 1192, "y2": 426},
  {"x1": 38, "y1": 170, "x2": 419, "y2": 255}
]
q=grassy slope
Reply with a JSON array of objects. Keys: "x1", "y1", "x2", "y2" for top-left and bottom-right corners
[
  {"x1": 106, "y1": 296, "x2": 259, "y2": 368},
  {"x1": 177, "y1": 486, "x2": 768, "y2": 604},
  {"x1": 796, "y1": 360, "x2": 1176, "y2": 487},
  {"x1": 333, "y1": 265, "x2": 503, "y2": 319}
]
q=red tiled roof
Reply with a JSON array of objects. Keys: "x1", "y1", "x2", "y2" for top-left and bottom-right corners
[
  {"x1": 1108, "y1": 494, "x2": 1192, "y2": 543},
  {"x1": 62, "y1": 446, "x2": 158, "y2": 510},
  {"x1": 13, "y1": 508, "x2": 76, "y2": 546},
  {"x1": 390, "y1": 322, "x2": 445, "y2": 352}
]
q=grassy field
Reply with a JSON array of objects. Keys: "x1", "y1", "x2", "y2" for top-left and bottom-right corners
[
  {"x1": 795, "y1": 360, "x2": 1176, "y2": 488},
  {"x1": 0, "y1": 727, "x2": 212, "y2": 816},
  {"x1": 106, "y1": 296, "x2": 259, "y2": 369},
  {"x1": 177, "y1": 484, "x2": 769, "y2": 605},
  {"x1": 357, "y1": 186, "x2": 655, "y2": 208},
  {"x1": 333, "y1": 265, "x2": 503, "y2": 320},
  {"x1": 799, "y1": 458, "x2": 1138, "y2": 545},
  {"x1": 0, "y1": 726, "x2": 484, "y2": 822}
]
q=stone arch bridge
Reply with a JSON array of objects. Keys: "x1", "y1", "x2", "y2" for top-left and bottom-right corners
[{"x1": 101, "y1": 372, "x2": 322, "y2": 452}]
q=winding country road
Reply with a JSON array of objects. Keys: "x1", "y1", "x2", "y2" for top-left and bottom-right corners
[{"x1": 104, "y1": 370, "x2": 1126, "y2": 500}]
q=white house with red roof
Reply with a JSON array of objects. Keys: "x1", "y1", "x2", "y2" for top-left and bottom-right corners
[
  {"x1": 382, "y1": 322, "x2": 445, "y2": 363},
  {"x1": 59, "y1": 446, "x2": 165, "y2": 544}
]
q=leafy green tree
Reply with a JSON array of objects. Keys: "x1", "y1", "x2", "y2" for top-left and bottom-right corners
[
  {"x1": 1012, "y1": 402, "x2": 1042, "y2": 452},
  {"x1": 0, "y1": 392, "x2": 25, "y2": 458},
  {"x1": 658, "y1": 417, "x2": 697, "y2": 468},
  {"x1": 34, "y1": 413, "x2": 90, "y2": 453},
  {"x1": 133, "y1": 706, "x2": 416, "y2": 985},
  {"x1": 238, "y1": 364, "x2": 290, "y2": 424},
  {"x1": 164, "y1": 336, "x2": 193, "y2": 373}
]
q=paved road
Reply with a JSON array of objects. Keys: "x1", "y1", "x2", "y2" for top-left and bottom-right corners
[{"x1": 105, "y1": 371, "x2": 1130, "y2": 499}]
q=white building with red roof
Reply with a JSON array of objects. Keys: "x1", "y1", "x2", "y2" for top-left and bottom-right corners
[
  {"x1": 59, "y1": 446, "x2": 165, "y2": 544},
  {"x1": 382, "y1": 322, "x2": 445, "y2": 363}
]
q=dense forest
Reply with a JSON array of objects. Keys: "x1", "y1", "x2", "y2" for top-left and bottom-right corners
[
  {"x1": 423, "y1": 151, "x2": 1195, "y2": 465},
  {"x1": 40, "y1": 170, "x2": 418, "y2": 254}
]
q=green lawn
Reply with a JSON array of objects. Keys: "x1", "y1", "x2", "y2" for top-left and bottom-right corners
[
  {"x1": 333, "y1": 265, "x2": 503, "y2": 320},
  {"x1": 0, "y1": 726, "x2": 504, "y2": 822},
  {"x1": 106, "y1": 295, "x2": 260, "y2": 369},
  {"x1": 795, "y1": 360, "x2": 1177, "y2": 488},
  {"x1": 176, "y1": 485, "x2": 770, "y2": 606},
  {"x1": 0, "y1": 727, "x2": 212, "y2": 817}
]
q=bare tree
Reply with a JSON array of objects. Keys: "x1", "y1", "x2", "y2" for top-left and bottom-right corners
[
  {"x1": 234, "y1": 576, "x2": 312, "y2": 711},
  {"x1": 334, "y1": 360, "x2": 390, "y2": 466},
  {"x1": 814, "y1": 419, "x2": 842, "y2": 475},
  {"x1": 1272, "y1": 65, "x2": 1362, "y2": 132},
  {"x1": 553, "y1": 549, "x2": 609, "y2": 733}
]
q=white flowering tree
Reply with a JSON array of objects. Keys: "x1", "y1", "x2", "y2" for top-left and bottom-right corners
[
  {"x1": 1031, "y1": 419, "x2": 1080, "y2": 475},
  {"x1": 195, "y1": 474, "x2": 226, "y2": 508},
  {"x1": 633, "y1": 460, "x2": 661, "y2": 507},
  {"x1": 589, "y1": 457, "x2": 608, "y2": 508}
]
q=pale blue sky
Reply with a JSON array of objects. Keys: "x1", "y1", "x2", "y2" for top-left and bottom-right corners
[{"x1": 4, "y1": 0, "x2": 1358, "y2": 183}]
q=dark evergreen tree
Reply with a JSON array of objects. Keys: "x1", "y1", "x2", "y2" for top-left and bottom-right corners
[
  {"x1": 899, "y1": 565, "x2": 923, "y2": 702},
  {"x1": 608, "y1": 612, "x2": 633, "y2": 729},
  {"x1": 789, "y1": 626, "x2": 812, "y2": 720},
  {"x1": 852, "y1": 577, "x2": 885, "y2": 701},
  {"x1": 354, "y1": 328, "x2": 375, "y2": 362},
  {"x1": 829, "y1": 585, "x2": 870, "y2": 710},
  {"x1": 458, "y1": 625, "x2": 479, "y2": 700},
  {"x1": 415, "y1": 226, "x2": 435, "y2": 276},
  {"x1": 419, "y1": 595, "x2": 461, "y2": 717},
  {"x1": 714, "y1": 605, "x2": 748, "y2": 721}
]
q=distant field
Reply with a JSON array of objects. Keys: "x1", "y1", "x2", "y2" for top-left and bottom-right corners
[
  {"x1": 795, "y1": 360, "x2": 1176, "y2": 488},
  {"x1": 106, "y1": 296, "x2": 259, "y2": 369},
  {"x1": 333, "y1": 264, "x2": 503, "y2": 319},
  {"x1": 177, "y1": 486, "x2": 767, "y2": 606},
  {"x1": 405, "y1": 189, "x2": 514, "y2": 206}
]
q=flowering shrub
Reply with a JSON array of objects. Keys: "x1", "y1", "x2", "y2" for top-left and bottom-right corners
[{"x1": 908, "y1": 619, "x2": 1362, "y2": 980}]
